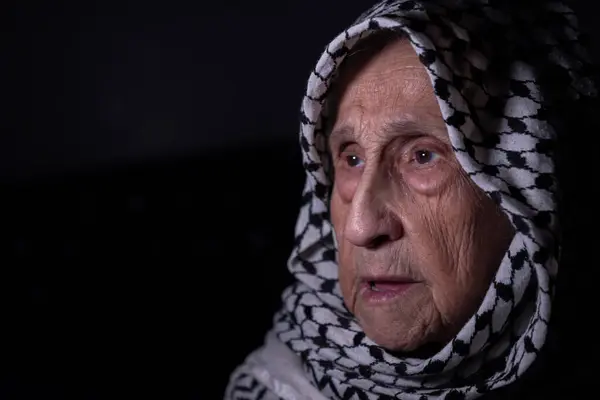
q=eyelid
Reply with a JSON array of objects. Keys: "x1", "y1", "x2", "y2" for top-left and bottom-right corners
[
  {"x1": 338, "y1": 141, "x2": 353, "y2": 154},
  {"x1": 392, "y1": 140, "x2": 447, "y2": 173},
  {"x1": 336, "y1": 141, "x2": 358, "y2": 159},
  {"x1": 333, "y1": 136, "x2": 447, "y2": 161},
  {"x1": 402, "y1": 137, "x2": 446, "y2": 157}
]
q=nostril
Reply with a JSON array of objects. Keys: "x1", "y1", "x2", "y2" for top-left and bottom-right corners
[{"x1": 367, "y1": 234, "x2": 389, "y2": 249}]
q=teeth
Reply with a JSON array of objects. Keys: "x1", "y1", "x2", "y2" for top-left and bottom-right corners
[{"x1": 369, "y1": 281, "x2": 380, "y2": 291}]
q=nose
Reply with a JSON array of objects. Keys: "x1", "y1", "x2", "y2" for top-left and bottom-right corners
[{"x1": 344, "y1": 173, "x2": 403, "y2": 249}]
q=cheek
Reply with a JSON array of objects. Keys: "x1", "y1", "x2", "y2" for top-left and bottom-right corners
[
  {"x1": 426, "y1": 182, "x2": 475, "y2": 270},
  {"x1": 330, "y1": 189, "x2": 352, "y2": 271},
  {"x1": 421, "y1": 179, "x2": 508, "y2": 320},
  {"x1": 329, "y1": 185, "x2": 346, "y2": 236},
  {"x1": 400, "y1": 175, "x2": 474, "y2": 282},
  {"x1": 335, "y1": 241, "x2": 357, "y2": 313},
  {"x1": 402, "y1": 166, "x2": 452, "y2": 196},
  {"x1": 330, "y1": 186, "x2": 358, "y2": 309},
  {"x1": 335, "y1": 173, "x2": 360, "y2": 203},
  {"x1": 337, "y1": 248, "x2": 356, "y2": 309}
]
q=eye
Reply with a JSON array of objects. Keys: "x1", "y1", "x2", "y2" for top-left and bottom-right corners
[
  {"x1": 413, "y1": 149, "x2": 439, "y2": 165},
  {"x1": 345, "y1": 154, "x2": 364, "y2": 168}
]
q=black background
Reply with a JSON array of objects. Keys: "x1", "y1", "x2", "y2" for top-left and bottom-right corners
[{"x1": 2, "y1": 1, "x2": 599, "y2": 398}]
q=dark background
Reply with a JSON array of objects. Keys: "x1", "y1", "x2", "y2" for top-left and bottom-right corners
[{"x1": 2, "y1": 1, "x2": 599, "y2": 398}]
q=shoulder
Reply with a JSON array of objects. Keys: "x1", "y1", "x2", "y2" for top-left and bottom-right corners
[{"x1": 224, "y1": 332, "x2": 327, "y2": 400}]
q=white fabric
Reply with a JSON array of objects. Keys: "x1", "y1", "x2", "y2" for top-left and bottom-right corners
[{"x1": 230, "y1": 332, "x2": 329, "y2": 400}]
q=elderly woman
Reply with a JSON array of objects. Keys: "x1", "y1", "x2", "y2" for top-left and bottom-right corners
[{"x1": 226, "y1": 0, "x2": 596, "y2": 399}]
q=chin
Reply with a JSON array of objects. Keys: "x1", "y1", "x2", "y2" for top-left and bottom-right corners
[
  {"x1": 355, "y1": 303, "x2": 443, "y2": 353},
  {"x1": 364, "y1": 328, "x2": 424, "y2": 352}
]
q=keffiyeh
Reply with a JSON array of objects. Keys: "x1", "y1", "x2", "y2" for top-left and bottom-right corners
[{"x1": 226, "y1": 1, "x2": 596, "y2": 399}]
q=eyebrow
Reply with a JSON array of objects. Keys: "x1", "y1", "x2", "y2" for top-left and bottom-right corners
[{"x1": 328, "y1": 118, "x2": 446, "y2": 149}]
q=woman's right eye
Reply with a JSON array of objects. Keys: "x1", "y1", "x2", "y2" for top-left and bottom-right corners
[{"x1": 345, "y1": 154, "x2": 364, "y2": 168}]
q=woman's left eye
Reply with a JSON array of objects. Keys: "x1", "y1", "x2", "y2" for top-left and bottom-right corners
[{"x1": 413, "y1": 149, "x2": 439, "y2": 165}]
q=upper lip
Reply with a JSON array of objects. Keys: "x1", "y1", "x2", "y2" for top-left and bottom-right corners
[{"x1": 361, "y1": 276, "x2": 419, "y2": 284}]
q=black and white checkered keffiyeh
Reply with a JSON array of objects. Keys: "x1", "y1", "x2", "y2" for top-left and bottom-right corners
[{"x1": 226, "y1": 1, "x2": 596, "y2": 399}]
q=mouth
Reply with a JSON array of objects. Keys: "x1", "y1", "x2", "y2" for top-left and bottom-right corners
[{"x1": 360, "y1": 277, "x2": 420, "y2": 303}]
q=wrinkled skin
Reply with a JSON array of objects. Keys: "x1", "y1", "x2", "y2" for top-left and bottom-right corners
[{"x1": 329, "y1": 36, "x2": 515, "y2": 352}]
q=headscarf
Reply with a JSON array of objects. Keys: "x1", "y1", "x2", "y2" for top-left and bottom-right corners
[{"x1": 226, "y1": 1, "x2": 596, "y2": 399}]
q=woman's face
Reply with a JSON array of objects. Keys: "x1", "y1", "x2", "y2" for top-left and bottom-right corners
[{"x1": 329, "y1": 37, "x2": 515, "y2": 352}]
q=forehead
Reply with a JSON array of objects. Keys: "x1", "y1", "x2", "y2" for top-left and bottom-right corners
[{"x1": 330, "y1": 36, "x2": 445, "y2": 144}]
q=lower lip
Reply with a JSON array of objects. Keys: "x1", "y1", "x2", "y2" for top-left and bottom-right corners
[{"x1": 360, "y1": 281, "x2": 418, "y2": 303}]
